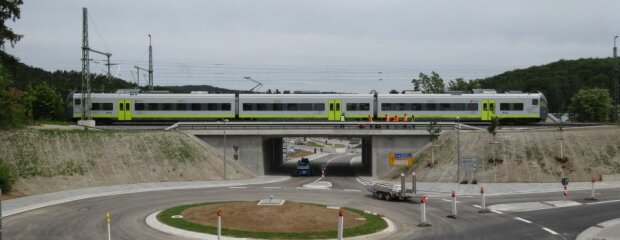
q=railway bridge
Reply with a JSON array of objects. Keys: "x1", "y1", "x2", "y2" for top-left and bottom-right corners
[{"x1": 169, "y1": 122, "x2": 459, "y2": 178}]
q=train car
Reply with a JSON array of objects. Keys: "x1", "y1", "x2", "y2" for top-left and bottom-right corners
[
  {"x1": 238, "y1": 94, "x2": 373, "y2": 120},
  {"x1": 377, "y1": 92, "x2": 547, "y2": 122},
  {"x1": 72, "y1": 92, "x2": 235, "y2": 122},
  {"x1": 71, "y1": 91, "x2": 547, "y2": 123}
]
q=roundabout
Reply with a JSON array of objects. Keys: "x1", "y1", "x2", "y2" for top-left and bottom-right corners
[{"x1": 150, "y1": 200, "x2": 389, "y2": 239}]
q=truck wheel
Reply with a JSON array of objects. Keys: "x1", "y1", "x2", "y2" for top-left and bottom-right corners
[
  {"x1": 384, "y1": 193, "x2": 392, "y2": 201},
  {"x1": 377, "y1": 192, "x2": 384, "y2": 200}
]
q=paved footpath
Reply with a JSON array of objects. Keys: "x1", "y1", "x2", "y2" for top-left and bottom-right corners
[
  {"x1": 577, "y1": 218, "x2": 620, "y2": 240},
  {"x1": 2, "y1": 176, "x2": 289, "y2": 217}
]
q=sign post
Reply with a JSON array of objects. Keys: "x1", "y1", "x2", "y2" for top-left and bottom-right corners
[
  {"x1": 585, "y1": 177, "x2": 598, "y2": 201},
  {"x1": 217, "y1": 208, "x2": 222, "y2": 240},
  {"x1": 106, "y1": 211, "x2": 111, "y2": 240},
  {"x1": 337, "y1": 208, "x2": 344, "y2": 240}
]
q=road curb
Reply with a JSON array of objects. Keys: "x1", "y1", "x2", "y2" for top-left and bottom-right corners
[
  {"x1": 3, "y1": 176, "x2": 290, "y2": 217},
  {"x1": 146, "y1": 209, "x2": 396, "y2": 240},
  {"x1": 576, "y1": 218, "x2": 620, "y2": 240}
]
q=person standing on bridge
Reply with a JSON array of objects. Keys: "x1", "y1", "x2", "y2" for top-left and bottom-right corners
[
  {"x1": 385, "y1": 115, "x2": 391, "y2": 129},
  {"x1": 393, "y1": 114, "x2": 400, "y2": 129},
  {"x1": 367, "y1": 114, "x2": 374, "y2": 129},
  {"x1": 403, "y1": 114, "x2": 409, "y2": 129},
  {"x1": 340, "y1": 112, "x2": 346, "y2": 128}
]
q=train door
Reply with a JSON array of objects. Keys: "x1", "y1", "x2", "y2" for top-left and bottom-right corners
[
  {"x1": 328, "y1": 99, "x2": 342, "y2": 121},
  {"x1": 117, "y1": 99, "x2": 132, "y2": 121},
  {"x1": 481, "y1": 99, "x2": 495, "y2": 121}
]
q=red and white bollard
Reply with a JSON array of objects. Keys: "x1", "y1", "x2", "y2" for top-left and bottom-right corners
[
  {"x1": 418, "y1": 195, "x2": 432, "y2": 227},
  {"x1": 563, "y1": 186, "x2": 568, "y2": 200},
  {"x1": 337, "y1": 208, "x2": 344, "y2": 240},
  {"x1": 479, "y1": 186, "x2": 490, "y2": 213},
  {"x1": 448, "y1": 191, "x2": 458, "y2": 219},
  {"x1": 217, "y1": 208, "x2": 222, "y2": 240},
  {"x1": 106, "y1": 211, "x2": 111, "y2": 240}
]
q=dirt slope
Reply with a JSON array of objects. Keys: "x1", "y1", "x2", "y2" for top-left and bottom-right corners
[
  {"x1": 0, "y1": 129, "x2": 251, "y2": 196},
  {"x1": 394, "y1": 126, "x2": 620, "y2": 182}
]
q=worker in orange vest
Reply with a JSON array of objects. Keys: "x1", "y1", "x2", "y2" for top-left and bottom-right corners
[
  {"x1": 403, "y1": 114, "x2": 409, "y2": 129},
  {"x1": 367, "y1": 114, "x2": 374, "y2": 129},
  {"x1": 385, "y1": 115, "x2": 391, "y2": 129},
  {"x1": 393, "y1": 114, "x2": 399, "y2": 122}
]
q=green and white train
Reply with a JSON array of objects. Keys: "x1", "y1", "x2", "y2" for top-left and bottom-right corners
[{"x1": 71, "y1": 91, "x2": 548, "y2": 123}]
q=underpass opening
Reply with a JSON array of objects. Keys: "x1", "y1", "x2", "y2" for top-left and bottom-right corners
[{"x1": 270, "y1": 136, "x2": 372, "y2": 177}]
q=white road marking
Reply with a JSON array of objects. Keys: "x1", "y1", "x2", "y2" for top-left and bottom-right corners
[
  {"x1": 491, "y1": 210, "x2": 503, "y2": 214},
  {"x1": 585, "y1": 199, "x2": 620, "y2": 205},
  {"x1": 515, "y1": 217, "x2": 532, "y2": 224},
  {"x1": 542, "y1": 227, "x2": 558, "y2": 235},
  {"x1": 441, "y1": 199, "x2": 460, "y2": 203},
  {"x1": 263, "y1": 187, "x2": 281, "y2": 189},
  {"x1": 344, "y1": 189, "x2": 362, "y2": 192},
  {"x1": 473, "y1": 205, "x2": 482, "y2": 208},
  {"x1": 229, "y1": 186, "x2": 247, "y2": 189}
]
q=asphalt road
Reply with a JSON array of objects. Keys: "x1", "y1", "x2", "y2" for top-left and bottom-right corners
[{"x1": 4, "y1": 153, "x2": 620, "y2": 240}]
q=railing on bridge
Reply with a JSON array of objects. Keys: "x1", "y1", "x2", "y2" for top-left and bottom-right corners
[{"x1": 169, "y1": 121, "x2": 458, "y2": 131}]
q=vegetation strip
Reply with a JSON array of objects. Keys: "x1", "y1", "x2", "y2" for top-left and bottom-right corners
[{"x1": 157, "y1": 201, "x2": 387, "y2": 239}]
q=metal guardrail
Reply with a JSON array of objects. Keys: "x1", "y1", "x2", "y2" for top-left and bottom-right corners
[{"x1": 172, "y1": 121, "x2": 458, "y2": 131}]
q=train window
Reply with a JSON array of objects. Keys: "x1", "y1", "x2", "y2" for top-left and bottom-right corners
[
  {"x1": 273, "y1": 103, "x2": 283, "y2": 111},
  {"x1": 467, "y1": 103, "x2": 478, "y2": 111},
  {"x1": 425, "y1": 103, "x2": 436, "y2": 111},
  {"x1": 381, "y1": 103, "x2": 391, "y2": 111},
  {"x1": 483, "y1": 103, "x2": 487, "y2": 111},
  {"x1": 452, "y1": 103, "x2": 466, "y2": 111},
  {"x1": 147, "y1": 103, "x2": 159, "y2": 111},
  {"x1": 500, "y1": 103, "x2": 510, "y2": 111},
  {"x1": 191, "y1": 103, "x2": 202, "y2": 111},
  {"x1": 347, "y1": 103, "x2": 357, "y2": 111},
  {"x1": 257, "y1": 104, "x2": 267, "y2": 111},
  {"x1": 300, "y1": 103, "x2": 312, "y2": 111},
  {"x1": 335, "y1": 103, "x2": 340, "y2": 111},
  {"x1": 119, "y1": 102, "x2": 124, "y2": 111},
  {"x1": 176, "y1": 103, "x2": 187, "y2": 111},
  {"x1": 411, "y1": 104, "x2": 422, "y2": 111},
  {"x1": 91, "y1": 103, "x2": 101, "y2": 110},
  {"x1": 207, "y1": 103, "x2": 218, "y2": 111},
  {"x1": 360, "y1": 103, "x2": 370, "y2": 111},
  {"x1": 513, "y1": 103, "x2": 524, "y2": 111},
  {"x1": 221, "y1": 103, "x2": 231, "y2": 111},
  {"x1": 74, "y1": 99, "x2": 81, "y2": 105},
  {"x1": 397, "y1": 103, "x2": 406, "y2": 110},
  {"x1": 330, "y1": 103, "x2": 334, "y2": 111},
  {"x1": 103, "y1": 103, "x2": 113, "y2": 110},
  {"x1": 440, "y1": 103, "x2": 450, "y2": 111},
  {"x1": 315, "y1": 103, "x2": 325, "y2": 111},
  {"x1": 135, "y1": 103, "x2": 145, "y2": 111},
  {"x1": 243, "y1": 103, "x2": 253, "y2": 111},
  {"x1": 532, "y1": 99, "x2": 538, "y2": 105},
  {"x1": 163, "y1": 103, "x2": 174, "y2": 111},
  {"x1": 490, "y1": 103, "x2": 494, "y2": 111},
  {"x1": 287, "y1": 104, "x2": 297, "y2": 111},
  {"x1": 125, "y1": 103, "x2": 130, "y2": 111}
]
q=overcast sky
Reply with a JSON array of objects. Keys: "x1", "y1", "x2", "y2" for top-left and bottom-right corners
[{"x1": 5, "y1": 0, "x2": 620, "y2": 93}]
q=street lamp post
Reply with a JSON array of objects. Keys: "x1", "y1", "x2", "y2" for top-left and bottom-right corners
[
  {"x1": 456, "y1": 116, "x2": 461, "y2": 183},
  {"x1": 222, "y1": 119, "x2": 229, "y2": 179}
]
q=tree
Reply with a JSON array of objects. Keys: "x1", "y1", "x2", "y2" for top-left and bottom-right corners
[
  {"x1": 426, "y1": 119, "x2": 441, "y2": 167},
  {"x1": 568, "y1": 88, "x2": 613, "y2": 122},
  {"x1": 447, "y1": 78, "x2": 482, "y2": 92},
  {"x1": 411, "y1": 71, "x2": 445, "y2": 93},
  {"x1": 0, "y1": 158, "x2": 15, "y2": 192},
  {"x1": 0, "y1": 65, "x2": 25, "y2": 129},
  {"x1": 0, "y1": 0, "x2": 24, "y2": 48},
  {"x1": 24, "y1": 82, "x2": 64, "y2": 120}
]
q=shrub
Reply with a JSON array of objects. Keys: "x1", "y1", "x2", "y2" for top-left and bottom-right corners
[{"x1": 0, "y1": 159, "x2": 15, "y2": 192}]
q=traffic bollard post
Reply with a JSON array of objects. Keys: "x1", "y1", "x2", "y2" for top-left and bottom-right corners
[
  {"x1": 447, "y1": 191, "x2": 458, "y2": 219},
  {"x1": 418, "y1": 195, "x2": 432, "y2": 227},
  {"x1": 106, "y1": 210, "x2": 111, "y2": 240},
  {"x1": 400, "y1": 173, "x2": 406, "y2": 196},
  {"x1": 585, "y1": 177, "x2": 598, "y2": 201},
  {"x1": 478, "y1": 186, "x2": 490, "y2": 213},
  {"x1": 338, "y1": 208, "x2": 344, "y2": 240},
  {"x1": 563, "y1": 186, "x2": 568, "y2": 200},
  {"x1": 217, "y1": 208, "x2": 222, "y2": 240}
]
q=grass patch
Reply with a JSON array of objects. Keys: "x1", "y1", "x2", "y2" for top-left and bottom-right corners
[{"x1": 157, "y1": 201, "x2": 387, "y2": 239}]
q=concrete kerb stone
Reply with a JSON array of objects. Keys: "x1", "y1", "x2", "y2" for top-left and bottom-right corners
[
  {"x1": 2, "y1": 176, "x2": 290, "y2": 217},
  {"x1": 145, "y1": 210, "x2": 396, "y2": 240},
  {"x1": 576, "y1": 218, "x2": 620, "y2": 240}
]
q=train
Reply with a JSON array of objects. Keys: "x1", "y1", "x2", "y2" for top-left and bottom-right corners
[{"x1": 70, "y1": 91, "x2": 548, "y2": 123}]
